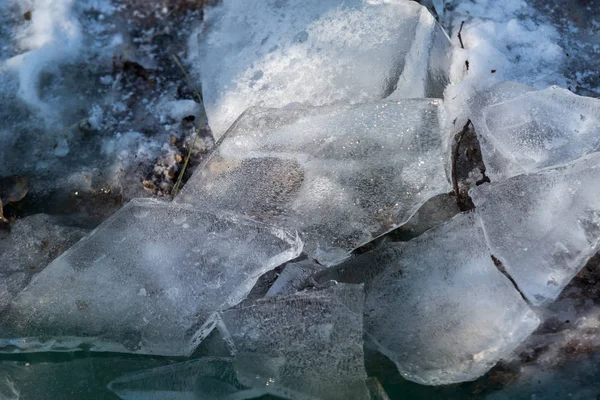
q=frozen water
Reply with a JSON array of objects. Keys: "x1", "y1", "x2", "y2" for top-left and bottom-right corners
[
  {"x1": 469, "y1": 83, "x2": 600, "y2": 179},
  {"x1": 108, "y1": 358, "x2": 260, "y2": 400},
  {"x1": 471, "y1": 153, "x2": 600, "y2": 306},
  {"x1": 218, "y1": 284, "x2": 370, "y2": 400},
  {"x1": 178, "y1": 100, "x2": 451, "y2": 264},
  {"x1": 0, "y1": 214, "x2": 88, "y2": 312},
  {"x1": 0, "y1": 357, "x2": 169, "y2": 400},
  {"x1": 0, "y1": 198, "x2": 302, "y2": 356},
  {"x1": 265, "y1": 260, "x2": 324, "y2": 297},
  {"x1": 364, "y1": 213, "x2": 540, "y2": 385},
  {"x1": 189, "y1": 0, "x2": 451, "y2": 138}
]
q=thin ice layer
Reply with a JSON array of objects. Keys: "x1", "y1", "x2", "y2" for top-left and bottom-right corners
[
  {"x1": 219, "y1": 284, "x2": 369, "y2": 400},
  {"x1": 0, "y1": 358, "x2": 170, "y2": 400},
  {"x1": 178, "y1": 100, "x2": 451, "y2": 264},
  {"x1": 364, "y1": 213, "x2": 539, "y2": 386},
  {"x1": 471, "y1": 153, "x2": 600, "y2": 306},
  {"x1": 190, "y1": 0, "x2": 451, "y2": 138},
  {"x1": 469, "y1": 83, "x2": 600, "y2": 179},
  {"x1": 108, "y1": 358, "x2": 261, "y2": 400},
  {"x1": 265, "y1": 260, "x2": 323, "y2": 297},
  {"x1": 0, "y1": 199, "x2": 302, "y2": 356}
]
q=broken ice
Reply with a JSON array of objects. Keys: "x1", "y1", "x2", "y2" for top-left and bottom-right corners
[
  {"x1": 0, "y1": 199, "x2": 302, "y2": 356},
  {"x1": 190, "y1": 0, "x2": 451, "y2": 138},
  {"x1": 108, "y1": 358, "x2": 257, "y2": 400},
  {"x1": 219, "y1": 284, "x2": 370, "y2": 400},
  {"x1": 178, "y1": 100, "x2": 451, "y2": 264},
  {"x1": 469, "y1": 83, "x2": 600, "y2": 179},
  {"x1": 364, "y1": 213, "x2": 539, "y2": 385},
  {"x1": 265, "y1": 260, "x2": 323, "y2": 297},
  {"x1": 471, "y1": 153, "x2": 600, "y2": 306}
]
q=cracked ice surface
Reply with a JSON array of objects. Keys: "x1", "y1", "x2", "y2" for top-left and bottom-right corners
[
  {"x1": 219, "y1": 284, "x2": 369, "y2": 400},
  {"x1": 364, "y1": 213, "x2": 539, "y2": 385},
  {"x1": 0, "y1": 199, "x2": 302, "y2": 356},
  {"x1": 178, "y1": 100, "x2": 451, "y2": 264},
  {"x1": 471, "y1": 153, "x2": 600, "y2": 306},
  {"x1": 189, "y1": 0, "x2": 451, "y2": 138},
  {"x1": 469, "y1": 82, "x2": 600, "y2": 180}
]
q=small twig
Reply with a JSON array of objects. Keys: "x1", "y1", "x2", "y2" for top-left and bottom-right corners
[
  {"x1": 457, "y1": 21, "x2": 465, "y2": 49},
  {"x1": 171, "y1": 54, "x2": 206, "y2": 198}
]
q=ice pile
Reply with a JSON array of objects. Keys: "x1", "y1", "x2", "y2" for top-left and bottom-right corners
[
  {"x1": 189, "y1": 0, "x2": 451, "y2": 138},
  {"x1": 218, "y1": 284, "x2": 370, "y2": 400},
  {"x1": 471, "y1": 153, "x2": 600, "y2": 306},
  {"x1": 364, "y1": 213, "x2": 539, "y2": 385},
  {"x1": 0, "y1": 199, "x2": 301, "y2": 356},
  {"x1": 178, "y1": 100, "x2": 451, "y2": 263},
  {"x1": 469, "y1": 82, "x2": 600, "y2": 179}
]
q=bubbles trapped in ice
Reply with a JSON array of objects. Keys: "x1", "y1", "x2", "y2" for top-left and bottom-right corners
[{"x1": 178, "y1": 100, "x2": 451, "y2": 264}]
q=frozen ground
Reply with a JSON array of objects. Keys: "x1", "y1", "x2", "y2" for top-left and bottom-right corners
[{"x1": 0, "y1": 0, "x2": 600, "y2": 399}]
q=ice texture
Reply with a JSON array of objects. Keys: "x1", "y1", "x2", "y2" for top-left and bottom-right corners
[
  {"x1": 178, "y1": 100, "x2": 451, "y2": 264},
  {"x1": 265, "y1": 260, "x2": 324, "y2": 297},
  {"x1": 108, "y1": 358, "x2": 259, "y2": 400},
  {"x1": 219, "y1": 284, "x2": 370, "y2": 400},
  {"x1": 364, "y1": 213, "x2": 540, "y2": 385},
  {"x1": 469, "y1": 83, "x2": 600, "y2": 179},
  {"x1": 190, "y1": 0, "x2": 451, "y2": 138},
  {"x1": 471, "y1": 153, "x2": 600, "y2": 306},
  {"x1": 0, "y1": 199, "x2": 302, "y2": 356},
  {"x1": 0, "y1": 214, "x2": 88, "y2": 312}
]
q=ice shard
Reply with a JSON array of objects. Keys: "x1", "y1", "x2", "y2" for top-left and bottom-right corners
[
  {"x1": 178, "y1": 100, "x2": 451, "y2": 264},
  {"x1": 0, "y1": 199, "x2": 302, "y2": 356},
  {"x1": 265, "y1": 260, "x2": 323, "y2": 297},
  {"x1": 219, "y1": 284, "x2": 370, "y2": 400},
  {"x1": 190, "y1": 0, "x2": 452, "y2": 138},
  {"x1": 364, "y1": 213, "x2": 539, "y2": 385},
  {"x1": 471, "y1": 153, "x2": 600, "y2": 305},
  {"x1": 469, "y1": 83, "x2": 600, "y2": 179},
  {"x1": 108, "y1": 358, "x2": 259, "y2": 400}
]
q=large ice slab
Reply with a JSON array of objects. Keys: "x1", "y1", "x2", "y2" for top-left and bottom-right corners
[
  {"x1": 108, "y1": 358, "x2": 262, "y2": 400},
  {"x1": 469, "y1": 83, "x2": 600, "y2": 179},
  {"x1": 219, "y1": 284, "x2": 370, "y2": 400},
  {"x1": 471, "y1": 153, "x2": 600, "y2": 306},
  {"x1": 190, "y1": 0, "x2": 452, "y2": 138},
  {"x1": 0, "y1": 199, "x2": 302, "y2": 356},
  {"x1": 178, "y1": 100, "x2": 451, "y2": 264},
  {"x1": 364, "y1": 213, "x2": 540, "y2": 385}
]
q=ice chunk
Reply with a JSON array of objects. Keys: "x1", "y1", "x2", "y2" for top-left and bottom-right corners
[
  {"x1": 108, "y1": 358, "x2": 259, "y2": 400},
  {"x1": 0, "y1": 214, "x2": 88, "y2": 312},
  {"x1": 364, "y1": 213, "x2": 540, "y2": 385},
  {"x1": 265, "y1": 260, "x2": 324, "y2": 297},
  {"x1": 190, "y1": 0, "x2": 451, "y2": 138},
  {"x1": 469, "y1": 83, "x2": 600, "y2": 179},
  {"x1": 0, "y1": 199, "x2": 302, "y2": 356},
  {"x1": 178, "y1": 100, "x2": 451, "y2": 264},
  {"x1": 219, "y1": 284, "x2": 370, "y2": 399},
  {"x1": 471, "y1": 153, "x2": 600, "y2": 306}
]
